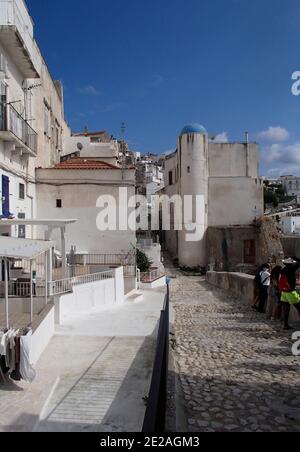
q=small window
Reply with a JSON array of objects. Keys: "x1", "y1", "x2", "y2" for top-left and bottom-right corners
[
  {"x1": 56, "y1": 199, "x2": 62, "y2": 208},
  {"x1": 187, "y1": 166, "x2": 191, "y2": 174},
  {"x1": 169, "y1": 171, "x2": 173, "y2": 186},
  {"x1": 19, "y1": 183, "x2": 25, "y2": 200},
  {"x1": 18, "y1": 213, "x2": 25, "y2": 238}
]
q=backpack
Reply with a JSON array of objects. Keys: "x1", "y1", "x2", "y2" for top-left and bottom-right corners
[
  {"x1": 254, "y1": 271, "x2": 268, "y2": 288},
  {"x1": 278, "y1": 273, "x2": 291, "y2": 293}
]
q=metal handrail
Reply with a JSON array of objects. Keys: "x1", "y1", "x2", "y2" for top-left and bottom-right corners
[
  {"x1": 142, "y1": 284, "x2": 170, "y2": 432},
  {"x1": 51, "y1": 270, "x2": 114, "y2": 296}
]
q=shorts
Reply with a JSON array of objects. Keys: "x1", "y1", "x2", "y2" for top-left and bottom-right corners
[{"x1": 281, "y1": 291, "x2": 300, "y2": 305}]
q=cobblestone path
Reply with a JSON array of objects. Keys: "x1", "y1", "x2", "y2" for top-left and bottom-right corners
[{"x1": 167, "y1": 267, "x2": 300, "y2": 432}]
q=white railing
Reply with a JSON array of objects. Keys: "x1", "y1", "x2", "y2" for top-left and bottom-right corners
[
  {"x1": 141, "y1": 268, "x2": 165, "y2": 283},
  {"x1": 0, "y1": 281, "x2": 44, "y2": 298},
  {"x1": 51, "y1": 270, "x2": 114, "y2": 296},
  {"x1": 69, "y1": 253, "x2": 136, "y2": 266}
]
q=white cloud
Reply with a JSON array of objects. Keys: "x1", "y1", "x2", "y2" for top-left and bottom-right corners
[
  {"x1": 258, "y1": 126, "x2": 290, "y2": 142},
  {"x1": 79, "y1": 85, "x2": 103, "y2": 96},
  {"x1": 213, "y1": 132, "x2": 229, "y2": 143},
  {"x1": 261, "y1": 142, "x2": 300, "y2": 176}
]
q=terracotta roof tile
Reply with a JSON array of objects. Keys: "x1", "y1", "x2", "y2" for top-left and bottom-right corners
[{"x1": 53, "y1": 158, "x2": 119, "y2": 170}]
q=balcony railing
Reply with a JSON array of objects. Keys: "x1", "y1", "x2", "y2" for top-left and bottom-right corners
[
  {"x1": 51, "y1": 270, "x2": 114, "y2": 296},
  {"x1": 0, "y1": 103, "x2": 37, "y2": 155}
]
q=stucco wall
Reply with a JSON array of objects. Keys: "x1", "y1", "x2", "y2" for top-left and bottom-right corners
[
  {"x1": 36, "y1": 168, "x2": 136, "y2": 254},
  {"x1": 208, "y1": 142, "x2": 259, "y2": 178},
  {"x1": 207, "y1": 226, "x2": 256, "y2": 271},
  {"x1": 208, "y1": 177, "x2": 264, "y2": 227},
  {"x1": 281, "y1": 236, "x2": 300, "y2": 258},
  {"x1": 206, "y1": 271, "x2": 254, "y2": 304},
  {"x1": 55, "y1": 267, "x2": 124, "y2": 324}
]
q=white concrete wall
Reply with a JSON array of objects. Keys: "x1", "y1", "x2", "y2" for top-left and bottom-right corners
[
  {"x1": 208, "y1": 177, "x2": 264, "y2": 227},
  {"x1": 36, "y1": 168, "x2": 136, "y2": 254},
  {"x1": 282, "y1": 216, "x2": 300, "y2": 235},
  {"x1": 209, "y1": 142, "x2": 259, "y2": 178},
  {"x1": 55, "y1": 268, "x2": 124, "y2": 325},
  {"x1": 30, "y1": 306, "x2": 55, "y2": 365},
  {"x1": 64, "y1": 136, "x2": 119, "y2": 165},
  {"x1": 0, "y1": 297, "x2": 45, "y2": 315}
]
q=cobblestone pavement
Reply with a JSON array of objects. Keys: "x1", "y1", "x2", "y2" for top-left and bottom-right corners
[{"x1": 167, "y1": 266, "x2": 300, "y2": 433}]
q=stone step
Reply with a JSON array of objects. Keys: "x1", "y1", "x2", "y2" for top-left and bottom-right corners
[{"x1": 125, "y1": 291, "x2": 144, "y2": 303}]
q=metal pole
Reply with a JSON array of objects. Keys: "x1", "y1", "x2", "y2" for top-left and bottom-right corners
[
  {"x1": 61, "y1": 227, "x2": 67, "y2": 279},
  {"x1": 30, "y1": 259, "x2": 33, "y2": 323},
  {"x1": 4, "y1": 258, "x2": 9, "y2": 329}
]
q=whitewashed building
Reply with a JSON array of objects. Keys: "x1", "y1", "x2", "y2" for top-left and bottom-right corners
[
  {"x1": 0, "y1": 0, "x2": 70, "y2": 240},
  {"x1": 280, "y1": 176, "x2": 300, "y2": 198},
  {"x1": 162, "y1": 124, "x2": 264, "y2": 267},
  {"x1": 281, "y1": 216, "x2": 300, "y2": 235}
]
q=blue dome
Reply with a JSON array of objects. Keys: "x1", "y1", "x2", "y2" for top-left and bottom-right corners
[{"x1": 180, "y1": 124, "x2": 207, "y2": 135}]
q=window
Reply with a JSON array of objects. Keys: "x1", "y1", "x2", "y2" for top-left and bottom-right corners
[
  {"x1": 187, "y1": 166, "x2": 191, "y2": 174},
  {"x1": 44, "y1": 105, "x2": 50, "y2": 136},
  {"x1": 169, "y1": 171, "x2": 173, "y2": 186},
  {"x1": 244, "y1": 240, "x2": 256, "y2": 264},
  {"x1": 56, "y1": 199, "x2": 62, "y2": 208},
  {"x1": 19, "y1": 183, "x2": 25, "y2": 200},
  {"x1": 18, "y1": 213, "x2": 25, "y2": 239}
]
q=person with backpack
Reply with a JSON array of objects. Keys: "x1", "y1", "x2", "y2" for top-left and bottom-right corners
[
  {"x1": 252, "y1": 265, "x2": 265, "y2": 309},
  {"x1": 255, "y1": 264, "x2": 271, "y2": 313},
  {"x1": 279, "y1": 257, "x2": 300, "y2": 330}
]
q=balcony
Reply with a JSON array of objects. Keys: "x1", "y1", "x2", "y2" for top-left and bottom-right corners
[
  {"x1": 0, "y1": 1, "x2": 40, "y2": 78},
  {"x1": 0, "y1": 103, "x2": 38, "y2": 156}
]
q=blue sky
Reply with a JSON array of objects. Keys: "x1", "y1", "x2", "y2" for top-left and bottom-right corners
[{"x1": 26, "y1": 0, "x2": 300, "y2": 176}]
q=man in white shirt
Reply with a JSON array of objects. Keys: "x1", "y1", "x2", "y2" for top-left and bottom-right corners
[{"x1": 257, "y1": 264, "x2": 271, "y2": 313}]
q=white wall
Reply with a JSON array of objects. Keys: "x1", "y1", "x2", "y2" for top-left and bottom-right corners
[
  {"x1": 30, "y1": 306, "x2": 55, "y2": 365},
  {"x1": 209, "y1": 142, "x2": 259, "y2": 178},
  {"x1": 36, "y1": 168, "x2": 136, "y2": 254},
  {"x1": 208, "y1": 177, "x2": 264, "y2": 227},
  {"x1": 54, "y1": 267, "x2": 125, "y2": 325},
  {"x1": 282, "y1": 216, "x2": 300, "y2": 235}
]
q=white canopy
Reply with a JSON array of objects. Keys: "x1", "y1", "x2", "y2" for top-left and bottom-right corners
[
  {"x1": 0, "y1": 219, "x2": 77, "y2": 227},
  {"x1": 0, "y1": 236, "x2": 53, "y2": 260}
]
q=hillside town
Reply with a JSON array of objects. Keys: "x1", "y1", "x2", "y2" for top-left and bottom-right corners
[{"x1": 0, "y1": 0, "x2": 300, "y2": 435}]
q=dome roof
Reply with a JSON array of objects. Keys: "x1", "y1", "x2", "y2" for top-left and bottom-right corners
[{"x1": 180, "y1": 124, "x2": 207, "y2": 135}]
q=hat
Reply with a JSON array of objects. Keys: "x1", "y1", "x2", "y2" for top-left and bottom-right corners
[{"x1": 283, "y1": 258, "x2": 297, "y2": 265}]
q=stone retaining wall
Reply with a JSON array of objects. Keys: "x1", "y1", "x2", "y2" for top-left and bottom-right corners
[
  {"x1": 206, "y1": 271, "x2": 299, "y2": 322},
  {"x1": 206, "y1": 271, "x2": 254, "y2": 304}
]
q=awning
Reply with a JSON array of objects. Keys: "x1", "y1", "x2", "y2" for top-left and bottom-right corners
[
  {"x1": 0, "y1": 236, "x2": 53, "y2": 260},
  {"x1": 0, "y1": 219, "x2": 77, "y2": 227}
]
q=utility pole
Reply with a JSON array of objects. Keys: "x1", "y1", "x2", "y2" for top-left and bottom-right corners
[{"x1": 121, "y1": 122, "x2": 127, "y2": 181}]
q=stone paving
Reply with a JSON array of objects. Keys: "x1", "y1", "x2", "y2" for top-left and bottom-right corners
[{"x1": 167, "y1": 266, "x2": 300, "y2": 433}]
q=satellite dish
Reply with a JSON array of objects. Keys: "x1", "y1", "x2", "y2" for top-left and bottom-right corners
[{"x1": 77, "y1": 142, "x2": 83, "y2": 151}]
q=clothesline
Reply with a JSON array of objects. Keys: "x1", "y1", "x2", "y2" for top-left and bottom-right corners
[{"x1": 0, "y1": 328, "x2": 36, "y2": 385}]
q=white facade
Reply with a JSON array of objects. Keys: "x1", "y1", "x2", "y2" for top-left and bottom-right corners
[
  {"x1": 64, "y1": 135, "x2": 122, "y2": 167},
  {"x1": 162, "y1": 125, "x2": 264, "y2": 267},
  {"x1": 36, "y1": 166, "x2": 136, "y2": 255},
  {"x1": 280, "y1": 176, "x2": 300, "y2": 197},
  {"x1": 281, "y1": 216, "x2": 300, "y2": 235},
  {"x1": 0, "y1": 0, "x2": 69, "y2": 239}
]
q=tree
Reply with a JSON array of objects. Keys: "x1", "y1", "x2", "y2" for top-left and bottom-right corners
[
  {"x1": 264, "y1": 189, "x2": 278, "y2": 208},
  {"x1": 136, "y1": 248, "x2": 153, "y2": 273}
]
